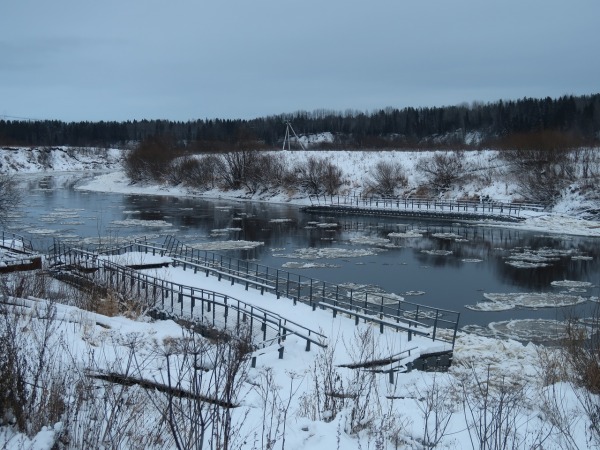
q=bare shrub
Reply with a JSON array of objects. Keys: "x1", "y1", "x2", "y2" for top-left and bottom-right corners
[
  {"x1": 0, "y1": 300, "x2": 72, "y2": 438},
  {"x1": 291, "y1": 156, "x2": 343, "y2": 195},
  {"x1": 559, "y1": 315, "x2": 600, "y2": 446},
  {"x1": 124, "y1": 136, "x2": 179, "y2": 184},
  {"x1": 365, "y1": 160, "x2": 408, "y2": 196},
  {"x1": 253, "y1": 368, "x2": 302, "y2": 450},
  {"x1": 0, "y1": 173, "x2": 20, "y2": 224},
  {"x1": 411, "y1": 373, "x2": 455, "y2": 449},
  {"x1": 136, "y1": 326, "x2": 252, "y2": 450},
  {"x1": 215, "y1": 150, "x2": 261, "y2": 191},
  {"x1": 501, "y1": 148, "x2": 576, "y2": 204},
  {"x1": 458, "y1": 365, "x2": 552, "y2": 450},
  {"x1": 177, "y1": 154, "x2": 220, "y2": 190},
  {"x1": 0, "y1": 271, "x2": 52, "y2": 299},
  {"x1": 415, "y1": 151, "x2": 466, "y2": 195}
]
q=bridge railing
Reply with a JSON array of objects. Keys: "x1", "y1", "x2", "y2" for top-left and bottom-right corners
[
  {"x1": 1, "y1": 230, "x2": 34, "y2": 253},
  {"x1": 163, "y1": 235, "x2": 460, "y2": 348},
  {"x1": 49, "y1": 240, "x2": 327, "y2": 352},
  {"x1": 308, "y1": 194, "x2": 546, "y2": 216}
]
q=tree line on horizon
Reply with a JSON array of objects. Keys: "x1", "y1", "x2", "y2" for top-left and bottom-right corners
[{"x1": 1, "y1": 93, "x2": 599, "y2": 149}]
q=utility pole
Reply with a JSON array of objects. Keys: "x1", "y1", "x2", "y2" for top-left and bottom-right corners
[{"x1": 282, "y1": 121, "x2": 306, "y2": 151}]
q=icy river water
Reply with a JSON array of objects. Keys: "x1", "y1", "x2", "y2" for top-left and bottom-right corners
[{"x1": 11, "y1": 172, "x2": 600, "y2": 343}]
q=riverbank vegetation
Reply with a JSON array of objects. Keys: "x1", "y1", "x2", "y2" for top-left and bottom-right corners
[{"x1": 122, "y1": 137, "x2": 600, "y2": 210}]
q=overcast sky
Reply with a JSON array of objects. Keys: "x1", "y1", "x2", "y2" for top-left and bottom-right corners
[{"x1": 1, "y1": 0, "x2": 599, "y2": 122}]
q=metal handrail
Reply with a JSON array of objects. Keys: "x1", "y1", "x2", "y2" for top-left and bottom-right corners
[{"x1": 162, "y1": 235, "x2": 460, "y2": 348}]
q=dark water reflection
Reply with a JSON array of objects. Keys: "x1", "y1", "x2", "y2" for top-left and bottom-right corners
[{"x1": 11, "y1": 173, "x2": 600, "y2": 333}]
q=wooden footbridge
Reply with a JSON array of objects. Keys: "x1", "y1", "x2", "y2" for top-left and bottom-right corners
[
  {"x1": 303, "y1": 194, "x2": 546, "y2": 222},
  {"x1": 47, "y1": 235, "x2": 460, "y2": 372},
  {"x1": 0, "y1": 231, "x2": 42, "y2": 273}
]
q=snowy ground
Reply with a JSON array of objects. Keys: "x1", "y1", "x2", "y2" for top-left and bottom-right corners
[{"x1": 1, "y1": 146, "x2": 599, "y2": 449}]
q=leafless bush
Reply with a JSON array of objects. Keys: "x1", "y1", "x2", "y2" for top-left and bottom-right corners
[
  {"x1": 415, "y1": 151, "x2": 466, "y2": 195},
  {"x1": 177, "y1": 154, "x2": 220, "y2": 190},
  {"x1": 343, "y1": 328, "x2": 380, "y2": 435},
  {"x1": 560, "y1": 315, "x2": 600, "y2": 446},
  {"x1": 58, "y1": 333, "x2": 167, "y2": 449},
  {"x1": 458, "y1": 365, "x2": 552, "y2": 450},
  {"x1": 0, "y1": 300, "x2": 72, "y2": 438},
  {"x1": 411, "y1": 373, "x2": 455, "y2": 449},
  {"x1": 215, "y1": 150, "x2": 261, "y2": 191},
  {"x1": 291, "y1": 156, "x2": 343, "y2": 195},
  {"x1": 365, "y1": 160, "x2": 408, "y2": 196},
  {"x1": 253, "y1": 368, "x2": 302, "y2": 450},
  {"x1": 501, "y1": 148, "x2": 576, "y2": 204},
  {"x1": 135, "y1": 326, "x2": 252, "y2": 450},
  {"x1": 298, "y1": 329, "x2": 383, "y2": 437},
  {"x1": 0, "y1": 272, "x2": 52, "y2": 299},
  {"x1": 124, "y1": 136, "x2": 179, "y2": 184},
  {"x1": 297, "y1": 338, "x2": 344, "y2": 422},
  {"x1": 0, "y1": 173, "x2": 20, "y2": 224}
]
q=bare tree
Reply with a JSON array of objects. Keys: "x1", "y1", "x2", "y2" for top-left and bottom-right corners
[
  {"x1": 292, "y1": 156, "x2": 343, "y2": 196},
  {"x1": 365, "y1": 160, "x2": 408, "y2": 196},
  {"x1": 416, "y1": 151, "x2": 466, "y2": 195}
]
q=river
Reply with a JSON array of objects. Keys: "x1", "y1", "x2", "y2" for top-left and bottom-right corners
[{"x1": 10, "y1": 172, "x2": 600, "y2": 343}]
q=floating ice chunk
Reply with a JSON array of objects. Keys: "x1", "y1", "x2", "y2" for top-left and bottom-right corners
[
  {"x1": 466, "y1": 292, "x2": 588, "y2": 311},
  {"x1": 505, "y1": 260, "x2": 550, "y2": 268},
  {"x1": 462, "y1": 258, "x2": 483, "y2": 263},
  {"x1": 431, "y1": 232, "x2": 463, "y2": 240},
  {"x1": 550, "y1": 280, "x2": 593, "y2": 288},
  {"x1": 26, "y1": 228, "x2": 58, "y2": 235},
  {"x1": 273, "y1": 247, "x2": 381, "y2": 260},
  {"x1": 349, "y1": 236, "x2": 399, "y2": 247},
  {"x1": 110, "y1": 219, "x2": 173, "y2": 228},
  {"x1": 403, "y1": 290, "x2": 425, "y2": 296},
  {"x1": 388, "y1": 230, "x2": 423, "y2": 239},
  {"x1": 210, "y1": 227, "x2": 242, "y2": 235},
  {"x1": 282, "y1": 262, "x2": 341, "y2": 269},
  {"x1": 464, "y1": 319, "x2": 570, "y2": 344},
  {"x1": 571, "y1": 255, "x2": 593, "y2": 261},
  {"x1": 190, "y1": 240, "x2": 264, "y2": 251},
  {"x1": 316, "y1": 223, "x2": 339, "y2": 228},
  {"x1": 269, "y1": 218, "x2": 293, "y2": 223},
  {"x1": 421, "y1": 249, "x2": 453, "y2": 256}
]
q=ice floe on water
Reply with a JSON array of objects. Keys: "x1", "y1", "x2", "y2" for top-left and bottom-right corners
[
  {"x1": 466, "y1": 292, "x2": 589, "y2": 311},
  {"x1": 431, "y1": 232, "x2": 464, "y2": 240},
  {"x1": 273, "y1": 247, "x2": 382, "y2": 260},
  {"x1": 463, "y1": 319, "x2": 570, "y2": 344},
  {"x1": 550, "y1": 280, "x2": 593, "y2": 288},
  {"x1": 388, "y1": 230, "x2": 424, "y2": 239},
  {"x1": 25, "y1": 228, "x2": 58, "y2": 235},
  {"x1": 462, "y1": 258, "x2": 483, "y2": 263},
  {"x1": 316, "y1": 222, "x2": 339, "y2": 228},
  {"x1": 505, "y1": 260, "x2": 550, "y2": 268},
  {"x1": 348, "y1": 236, "x2": 399, "y2": 247},
  {"x1": 571, "y1": 255, "x2": 593, "y2": 260},
  {"x1": 403, "y1": 290, "x2": 425, "y2": 296},
  {"x1": 269, "y1": 218, "x2": 293, "y2": 223},
  {"x1": 110, "y1": 218, "x2": 173, "y2": 228},
  {"x1": 190, "y1": 240, "x2": 264, "y2": 251},
  {"x1": 281, "y1": 261, "x2": 341, "y2": 269},
  {"x1": 505, "y1": 248, "x2": 578, "y2": 269},
  {"x1": 421, "y1": 249, "x2": 453, "y2": 256},
  {"x1": 210, "y1": 227, "x2": 242, "y2": 236}
]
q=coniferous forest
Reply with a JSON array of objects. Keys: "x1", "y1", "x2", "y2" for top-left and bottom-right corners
[{"x1": 1, "y1": 93, "x2": 599, "y2": 149}]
